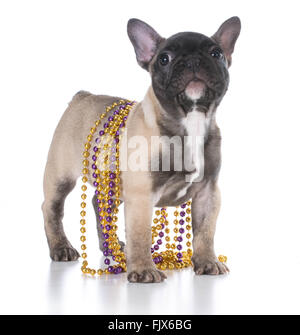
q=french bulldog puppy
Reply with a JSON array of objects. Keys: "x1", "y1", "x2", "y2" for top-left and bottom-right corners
[{"x1": 42, "y1": 17, "x2": 241, "y2": 283}]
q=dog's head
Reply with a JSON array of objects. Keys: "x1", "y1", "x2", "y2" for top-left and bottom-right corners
[{"x1": 127, "y1": 17, "x2": 241, "y2": 115}]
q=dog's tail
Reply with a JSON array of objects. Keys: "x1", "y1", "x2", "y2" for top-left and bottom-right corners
[{"x1": 69, "y1": 90, "x2": 92, "y2": 106}]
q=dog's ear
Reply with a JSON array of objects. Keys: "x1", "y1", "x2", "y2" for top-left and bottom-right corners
[
  {"x1": 212, "y1": 16, "x2": 241, "y2": 67},
  {"x1": 127, "y1": 18, "x2": 164, "y2": 71}
]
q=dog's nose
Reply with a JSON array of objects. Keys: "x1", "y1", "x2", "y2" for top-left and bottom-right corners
[{"x1": 185, "y1": 58, "x2": 201, "y2": 71}]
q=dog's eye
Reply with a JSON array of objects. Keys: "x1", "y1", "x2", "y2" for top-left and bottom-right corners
[
  {"x1": 210, "y1": 48, "x2": 223, "y2": 59},
  {"x1": 159, "y1": 53, "x2": 170, "y2": 66}
]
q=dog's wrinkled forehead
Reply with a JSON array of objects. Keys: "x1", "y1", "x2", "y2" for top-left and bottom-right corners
[{"x1": 160, "y1": 32, "x2": 215, "y2": 55}]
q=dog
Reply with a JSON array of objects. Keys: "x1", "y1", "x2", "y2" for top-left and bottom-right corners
[{"x1": 42, "y1": 17, "x2": 241, "y2": 283}]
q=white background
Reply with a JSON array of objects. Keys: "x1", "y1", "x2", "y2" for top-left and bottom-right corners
[{"x1": 1, "y1": 0, "x2": 300, "y2": 315}]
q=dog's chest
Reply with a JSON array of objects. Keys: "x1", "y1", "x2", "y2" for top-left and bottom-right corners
[{"x1": 153, "y1": 108, "x2": 212, "y2": 207}]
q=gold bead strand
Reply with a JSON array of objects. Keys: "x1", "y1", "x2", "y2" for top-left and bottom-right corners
[
  {"x1": 80, "y1": 101, "x2": 116, "y2": 276},
  {"x1": 157, "y1": 209, "x2": 168, "y2": 270},
  {"x1": 152, "y1": 209, "x2": 162, "y2": 268},
  {"x1": 80, "y1": 116, "x2": 106, "y2": 275},
  {"x1": 185, "y1": 200, "x2": 193, "y2": 262},
  {"x1": 163, "y1": 212, "x2": 171, "y2": 253},
  {"x1": 182, "y1": 201, "x2": 192, "y2": 268}
]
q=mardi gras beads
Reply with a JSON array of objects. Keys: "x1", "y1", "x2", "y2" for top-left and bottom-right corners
[{"x1": 79, "y1": 100, "x2": 226, "y2": 276}]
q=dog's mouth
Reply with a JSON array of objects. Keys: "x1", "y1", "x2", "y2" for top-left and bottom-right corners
[
  {"x1": 184, "y1": 78, "x2": 206, "y2": 101},
  {"x1": 175, "y1": 78, "x2": 214, "y2": 114}
]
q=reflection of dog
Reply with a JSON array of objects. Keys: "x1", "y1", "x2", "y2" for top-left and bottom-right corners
[{"x1": 42, "y1": 17, "x2": 241, "y2": 283}]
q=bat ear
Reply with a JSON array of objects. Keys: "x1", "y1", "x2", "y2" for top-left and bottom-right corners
[
  {"x1": 212, "y1": 16, "x2": 241, "y2": 66},
  {"x1": 127, "y1": 18, "x2": 164, "y2": 71}
]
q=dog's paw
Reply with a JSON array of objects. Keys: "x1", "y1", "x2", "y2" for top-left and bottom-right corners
[
  {"x1": 127, "y1": 268, "x2": 167, "y2": 283},
  {"x1": 50, "y1": 245, "x2": 80, "y2": 262},
  {"x1": 192, "y1": 257, "x2": 229, "y2": 275}
]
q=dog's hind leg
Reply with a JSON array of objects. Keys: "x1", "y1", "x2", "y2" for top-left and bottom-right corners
[
  {"x1": 42, "y1": 117, "x2": 81, "y2": 262},
  {"x1": 42, "y1": 171, "x2": 80, "y2": 261}
]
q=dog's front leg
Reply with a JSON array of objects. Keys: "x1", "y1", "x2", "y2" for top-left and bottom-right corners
[
  {"x1": 123, "y1": 176, "x2": 166, "y2": 283},
  {"x1": 191, "y1": 181, "x2": 229, "y2": 275}
]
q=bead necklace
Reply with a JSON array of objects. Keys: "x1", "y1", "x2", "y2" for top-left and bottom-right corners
[{"x1": 79, "y1": 99, "x2": 226, "y2": 276}]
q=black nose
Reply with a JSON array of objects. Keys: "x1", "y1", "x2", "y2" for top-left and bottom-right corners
[{"x1": 185, "y1": 58, "x2": 201, "y2": 71}]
